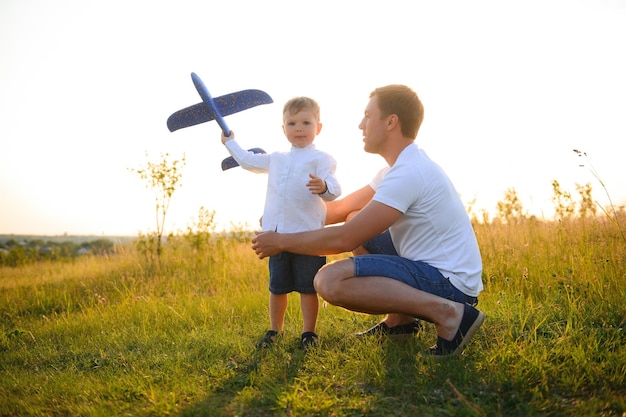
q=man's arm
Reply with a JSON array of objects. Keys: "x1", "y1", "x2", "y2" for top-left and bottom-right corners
[
  {"x1": 325, "y1": 185, "x2": 376, "y2": 225},
  {"x1": 251, "y1": 200, "x2": 402, "y2": 259}
]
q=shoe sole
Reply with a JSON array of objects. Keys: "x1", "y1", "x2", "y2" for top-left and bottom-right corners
[
  {"x1": 356, "y1": 329, "x2": 418, "y2": 337},
  {"x1": 355, "y1": 321, "x2": 422, "y2": 339}
]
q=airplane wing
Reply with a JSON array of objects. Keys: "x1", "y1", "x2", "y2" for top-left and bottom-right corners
[{"x1": 167, "y1": 89, "x2": 273, "y2": 132}]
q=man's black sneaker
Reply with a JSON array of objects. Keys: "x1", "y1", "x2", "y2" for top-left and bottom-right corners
[
  {"x1": 356, "y1": 319, "x2": 422, "y2": 339},
  {"x1": 425, "y1": 303, "x2": 485, "y2": 359}
]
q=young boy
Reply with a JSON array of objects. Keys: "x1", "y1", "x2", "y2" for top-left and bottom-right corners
[{"x1": 221, "y1": 96, "x2": 341, "y2": 350}]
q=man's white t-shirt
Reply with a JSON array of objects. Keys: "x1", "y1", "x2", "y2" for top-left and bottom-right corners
[{"x1": 370, "y1": 143, "x2": 483, "y2": 297}]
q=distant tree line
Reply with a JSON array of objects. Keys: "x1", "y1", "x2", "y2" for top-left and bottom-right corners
[{"x1": 0, "y1": 238, "x2": 116, "y2": 267}]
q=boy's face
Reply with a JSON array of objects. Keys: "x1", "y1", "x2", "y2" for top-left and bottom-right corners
[{"x1": 282, "y1": 110, "x2": 322, "y2": 148}]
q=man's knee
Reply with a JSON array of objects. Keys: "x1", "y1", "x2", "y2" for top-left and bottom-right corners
[
  {"x1": 313, "y1": 264, "x2": 333, "y2": 299},
  {"x1": 313, "y1": 259, "x2": 353, "y2": 304}
]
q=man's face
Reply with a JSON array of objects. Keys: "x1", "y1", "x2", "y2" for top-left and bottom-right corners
[{"x1": 359, "y1": 96, "x2": 386, "y2": 154}]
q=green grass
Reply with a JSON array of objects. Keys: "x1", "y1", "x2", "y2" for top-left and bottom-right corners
[{"x1": 1, "y1": 219, "x2": 625, "y2": 416}]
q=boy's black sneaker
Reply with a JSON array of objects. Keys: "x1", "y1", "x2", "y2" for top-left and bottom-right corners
[
  {"x1": 256, "y1": 330, "x2": 279, "y2": 349},
  {"x1": 301, "y1": 331, "x2": 318, "y2": 351}
]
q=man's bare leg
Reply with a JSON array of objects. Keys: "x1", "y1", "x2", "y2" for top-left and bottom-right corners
[
  {"x1": 351, "y1": 244, "x2": 415, "y2": 328},
  {"x1": 314, "y1": 259, "x2": 465, "y2": 341}
]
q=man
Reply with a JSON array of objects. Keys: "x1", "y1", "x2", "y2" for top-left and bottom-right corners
[{"x1": 251, "y1": 84, "x2": 484, "y2": 357}]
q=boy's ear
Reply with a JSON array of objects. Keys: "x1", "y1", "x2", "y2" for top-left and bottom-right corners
[{"x1": 316, "y1": 122, "x2": 323, "y2": 135}]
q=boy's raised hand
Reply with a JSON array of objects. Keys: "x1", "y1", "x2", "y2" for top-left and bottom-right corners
[
  {"x1": 307, "y1": 174, "x2": 328, "y2": 195},
  {"x1": 221, "y1": 130, "x2": 234, "y2": 144}
]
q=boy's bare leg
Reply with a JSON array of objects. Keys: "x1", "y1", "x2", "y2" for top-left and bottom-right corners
[
  {"x1": 269, "y1": 293, "x2": 288, "y2": 332},
  {"x1": 300, "y1": 293, "x2": 319, "y2": 334}
]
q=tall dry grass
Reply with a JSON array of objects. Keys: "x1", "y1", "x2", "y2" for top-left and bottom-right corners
[{"x1": 0, "y1": 215, "x2": 624, "y2": 416}]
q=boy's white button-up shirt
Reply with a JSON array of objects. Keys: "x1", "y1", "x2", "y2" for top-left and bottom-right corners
[{"x1": 225, "y1": 140, "x2": 340, "y2": 233}]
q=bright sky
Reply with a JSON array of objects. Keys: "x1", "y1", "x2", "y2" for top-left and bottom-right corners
[{"x1": 1, "y1": 0, "x2": 625, "y2": 236}]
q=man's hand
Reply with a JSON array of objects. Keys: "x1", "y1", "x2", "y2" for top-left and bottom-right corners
[
  {"x1": 251, "y1": 231, "x2": 282, "y2": 259},
  {"x1": 307, "y1": 174, "x2": 327, "y2": 195}
]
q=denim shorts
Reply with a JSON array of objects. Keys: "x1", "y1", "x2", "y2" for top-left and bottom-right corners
[
  {"x1": 356, "y1": 231, "x2": 477, "y2": 305},
  {"x1": 269, "y1": 252, "x2": 326, "y2": 295},
  {"x1": 362, "y1": 230, "x2": 398, "y2": 256}
]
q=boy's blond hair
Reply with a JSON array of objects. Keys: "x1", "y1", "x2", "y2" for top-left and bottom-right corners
[{"x1": 283, "y1": 97, "x2": 321, "y2": 122}]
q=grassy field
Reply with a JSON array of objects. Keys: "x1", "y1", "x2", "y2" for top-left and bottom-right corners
[{"x1": 1, "y1": 217, "x2": 624, "y2": 416}]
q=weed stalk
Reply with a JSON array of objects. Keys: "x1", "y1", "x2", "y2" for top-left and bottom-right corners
[{"x1": 573, "y1": 149, "x2": 626, "y2": 244}]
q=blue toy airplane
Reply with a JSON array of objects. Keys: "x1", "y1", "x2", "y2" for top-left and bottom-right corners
[{"x1": 167, "y1": 72, "x2": 270, "y2": 170}]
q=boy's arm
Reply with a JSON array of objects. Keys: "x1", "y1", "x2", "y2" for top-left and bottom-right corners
[
  {"x1": 318, "y1": 174, "x2": 341, "y2": 202},
  {"x1": 307, "y1": 174, "x2": 340, "y2": 201},
  {"x1": 221, "y1": 131, "x2": 269, "y2": 173},
  {"x1": 311, "y1": 154, "x2": 341, "y2": 201}
]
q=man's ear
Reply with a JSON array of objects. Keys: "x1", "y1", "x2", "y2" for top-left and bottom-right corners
[
  {"x1": 385, "y1": 114, "x2": 400, "y2": 130},
  {"x1": 386, "y1": 115, "x2": 398, "y2": 130}
]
